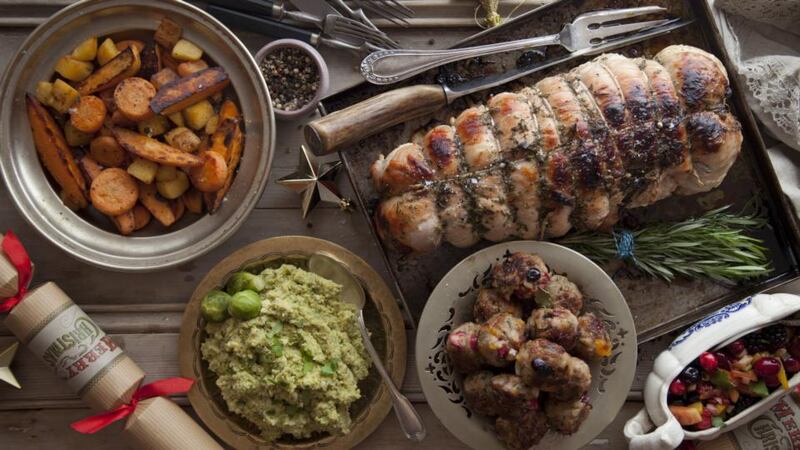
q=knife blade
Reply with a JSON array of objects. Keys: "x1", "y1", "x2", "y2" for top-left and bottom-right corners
[{"x1": 304, "y1": 18, "x2": 694, "y2": 155}]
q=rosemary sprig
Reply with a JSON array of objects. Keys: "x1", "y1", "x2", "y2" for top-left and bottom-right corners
[{"x1": 557, "y1": 206, "x2": 772, "y2": 283}]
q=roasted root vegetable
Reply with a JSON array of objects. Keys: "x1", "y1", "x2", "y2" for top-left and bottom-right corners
[
  {"x1": 171, "y1": 197, "x2": 186, "y2": 221},
  {"x1": 149, "y1": 67, "x2": 230, "y2": 115},
  {"x1": 150, "y1": 68, "x2": 179, "y2": 90},
  {"x1": 26, "y1": 96, "x2": 88, "y2": 209},
  {"x1": 35, "y1": 81, "x2": 54, "y2": 106},
  {"x1": 138, "y1": 45, "x2": 160, "y2": 80},
  {"x1": 71, "y1": 36, "x2": 98, "y2": 62},
  {"x1": 112, "y1": 127, "x2": 202, "y2": 167},
  {"x1": 76, "y1": 46, "x2": 140, "y2": 95},
  {"x1": 54, "y1": 56, "x2": 93, "y2": 82},
  {"x1": 89, "y1": 136, "x2": 126, "y2": 167},
  {"x1": 137, "y1": 115, "x2": 170, "y2": 137},
  {"x1": 155, "y1": 165, "x2": 178, "y2": 182},
  {"x1": 138, "y1": 181, "x2": 176, "y2": 226},
  {"x1": 97, "y1": 38, "x2": 121, "y2": 65},
  {"x1": 90, "y1": 168, "x2": 139, "y2": 215},
  {"x1": 126, "y1": 157, "x2": 159, "y2": 184},
  {"x1": 171, "y1": 39, "x2": 203, "y2": 61},
  {"x1": 189, "y1": 151, "x2": 227, "y2": 193},
  {"x1": 79, "y1": 155, "x2": 104, "y2": 181},
  {"x1": 132, "y1": 204, "x2": 151, "y2": 230},
  {"x1": 157, "y1": 45, "x2": 180, "y2": 72},
  {"x1": 164, "y1": 126, "x2": 200, "y2": 152},
  {"x1": 154, "y1": 18, "x2": 182, "y2": 50},
  {"x1": 64, "y1": 122, "x2": 93, "y2": 147},
  {"x1": 205, "y1": 100, "x2": 243, "y2": 212},
  {"x1": 177, "y1": 59, "x2": 208, "y2": 77},
  {"x1": 157, "y1": 170, "x2": 190, "y2": 199},
  {"x1": 49, "y1": 79, "x2": 81, "y2": 114},
  {"x1": 116, "y1": 40, "x2": 145, "y2": 53},
  {"x1": 114, "y1": 77, "x2": 156, "y2": 121},
  {"x1": 182, "y1": 188, "x2": 203, "y2": 214},
  {"x1": 70, "y1": 95, "x2": 107, "y2": 133},
  {"x1": 183, "y1": 99, "x2": 213, "y2": 130},
  {"x1": 167, "y1": 112, "x2": 184, "y2": 127},
  {"x1": 112, "y1": 209, "x2": 136, "y2": 235}
]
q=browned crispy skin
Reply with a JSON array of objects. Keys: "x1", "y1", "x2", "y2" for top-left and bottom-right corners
[
  {"x1": 150, "y1": 67, "x2": 230, "y2": 115},
  {"x1": 76, "y1": 46, "x2": 140, "y2": 95},
  {"x1": 112, "y1": 127, "x2": 203, "y2": 167},
  {"x1": 26, "y1": 95, "x2": 88, "y2": 209}
]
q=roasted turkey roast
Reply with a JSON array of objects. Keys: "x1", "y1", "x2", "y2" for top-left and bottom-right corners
[{"x1": 371, "y1": 45, "x2": 743, "y2": 253}]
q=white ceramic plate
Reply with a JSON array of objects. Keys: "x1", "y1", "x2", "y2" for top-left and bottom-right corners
[{"x1": 416, "y1": 241, "x2": 637, "y2": 450}]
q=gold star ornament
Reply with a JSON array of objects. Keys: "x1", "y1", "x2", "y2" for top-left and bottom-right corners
[
  {"x1": 0, "y1": 341, "x2": 21, "y2": 389},
  {"x1": 277, "y1": 145, "x2": 345, "y2": 218}
]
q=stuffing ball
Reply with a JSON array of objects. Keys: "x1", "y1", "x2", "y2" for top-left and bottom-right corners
[
  {"x1": 528, "y1": 306, "x2": 579, "y2": 350},
  {"x1": 491, "y1": 252, "x2": 550, "y2": 300},
  {"x1": 538, "y1": 274, "x2": 583, "y2": 314},
  {"x1": 496, "y1": 409, "x2": 549, "y2": 450},
  {"x1": 574, "y1": 312, "x2": 613, "y2": 360},
  {"x1": 478, "y1": 313, "x2": 527, "y2": 367},
  {"x1": 546, "y1": 394, "x2": 592, "y2": 434},
  {"x1": 473, "y1": 287, "x2": 522, "y2": 323},
  {"x1": 446, "y1": 322, "x2": 483, "y2": 373},
  {"x1": 515, "y1": 338, "x2": 591, "y2": 400}
]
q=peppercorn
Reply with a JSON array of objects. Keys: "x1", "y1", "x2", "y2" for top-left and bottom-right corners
[{"x1": 260, "y1": 47, "x2": 320, "y2": 112}]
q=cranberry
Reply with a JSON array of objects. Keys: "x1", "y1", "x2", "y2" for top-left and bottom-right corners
[
  {"x1": 789, "y1": 336, "x2": 800, "y2": 360},
  {"x1": 764, "y1": 374, "x2": 781, "y2": 388},
  {"x1": 699, "y1": 352, "x2": 719, "y2": 373},
  {"x1": 469, "y1": 334, "x2": 478, "y2": 350},
  {"x1": 670, "y1": 378, "x2": 687, "y2": 396},
  {"x1": 784, "y1": 357, "x2": 800, "y2": 375},
  {"x1": 726, "y1": 340, "x2": 746, "y2": 357},
  {"x1": 681, "y1": 366, "x2": 701, "y2": 384},
  {"x1": 715, "y1": 352, "x2": 732, "y2": 370},
  {"x1": 754, "y1": 357, "x2": 781, "y2": 377}
]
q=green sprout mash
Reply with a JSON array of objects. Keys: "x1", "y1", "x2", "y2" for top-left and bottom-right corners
[{"x1": 200, "y1": 264, "x2": 371, "y2": 441}]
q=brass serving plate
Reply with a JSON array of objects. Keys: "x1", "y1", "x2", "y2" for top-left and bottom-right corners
[
  {"x1": 321, "y1": 0, "x2": 800, "y2": 341},
  {"x1": 178, "y1": 236, "x2": 406, "y2": 450}
]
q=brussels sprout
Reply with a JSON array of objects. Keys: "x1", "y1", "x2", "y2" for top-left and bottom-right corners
[
  {"x1": 225, "y1": 272, "x2": 265, "y2": 294},
  {"x1": 201, "y1": 290, "x2": 231, "y2": 322},
  {"x1": 229, "y1": 290, "x2": 262, "y2": 320}
]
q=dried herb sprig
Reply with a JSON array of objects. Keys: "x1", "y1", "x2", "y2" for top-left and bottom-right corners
[{"x1": 557, "y1": 206, "x2": 772, "y2": 283}]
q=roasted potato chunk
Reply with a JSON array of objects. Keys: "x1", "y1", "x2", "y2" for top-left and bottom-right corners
[
  {"x1": 137, "y1": 115, "x2": 170, "y2": 137},
  {"x1": 177, "y1": 59, "x2": 208, "y2": 77},
  {"x1": 55, "y1": 56, "x2": 93, "y2": 82},
  {"x1": 71, "y1": 36, "x2": 98, "y2": 62},
  {"x1": 154, "y1": 18, "x2": 182, "y2": 50},
  {"x1": 50, "y1": 79, "x2": 81, "y2": 114},
  {"x1": 183, "y1": 99, "x2": 213, "y2": 130},
  {"x1": 157, "y1": 170, "x2": 190, "y2": 199},
  {"x1": 171, "y1": 39, "x2": 203, "y2": 61},
  {"x1": 150, "y1": 68, "x2": 179, "y2": 90},
  {"x1": 64, "y1": 122, "x2": 93, "y2": 147},
  {"x1": 127, "y1": 157, "x2": 159, "y2": 184},
  {"x1": 164, "y1": 126, "x2": 200, "y2": 152},
  {"x1": 97, "y1": 37, "x2": 120, "y2": 65}
]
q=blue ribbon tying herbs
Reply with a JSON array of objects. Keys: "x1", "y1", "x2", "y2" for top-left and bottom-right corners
[{"x1": 612, "y1": 229, "x2": 636, "y2": 261}]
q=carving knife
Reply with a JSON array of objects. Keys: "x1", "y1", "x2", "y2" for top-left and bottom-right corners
[{"x1": 304, "y1": 18, "x2": 692, "y2": 155}]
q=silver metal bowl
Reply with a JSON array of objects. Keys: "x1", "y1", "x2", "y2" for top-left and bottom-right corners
[{"x1": 0, "y1": 0, "x2": 274, "y2": 272}]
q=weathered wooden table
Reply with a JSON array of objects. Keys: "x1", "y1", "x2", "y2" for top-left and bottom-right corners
[{"x1": 2, "y1": 2, "x2": 798, "y2": 448}]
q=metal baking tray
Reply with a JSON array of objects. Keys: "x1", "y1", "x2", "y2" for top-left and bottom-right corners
[{"x1": 320, "y1": 0, "x2": 800, "y2": 342}]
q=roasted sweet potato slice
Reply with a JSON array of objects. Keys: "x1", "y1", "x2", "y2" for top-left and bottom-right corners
[
  {"x1": 89, "y1": 136, "x2": 126, "y2": 167},
  {"x1": 112, "y1": 127, "x2": 203, "y2": 167},
  {"x1": 171, "y1": 197, "x2": 185, "y2": 221},
  {"x1": 138, "y1": 45, "x2": 161, "y2": 80},
  {"x1": 70, "y1": 95, "x2": 107, "y2": 133},
  {"x1": 114, "y1": 77, "x2": 156, "y2": 121},
  {"x1": 90, "y1": 168, "x2": 139, "y2": 216},
  {"x1": 189, "y1": 151, "x2": 227, "y2": 193},
  {"x1": 138, "y1": 181, "x2": 176, "y2": 227},
  {"x1": 205, "y1": 109, "x2": 243, "y2": 213},
  {"x1": 79, "y1": 155, "x2": 104, "y2": 181},
  {"x1": 112, "y1": 209, "x2": 136, "y2": 235},
  {"x1": 132, "y1": 203, "x2": 151, "y2": 230},
  {"x1": 115, "y1": 40, "x2": 145, "y2": 53},
  {"x1": 76, "y1": 46, "x2": 141, "y2": 95},
  {"x1": 182, "y1": 188, "x2": 203, "y2": 214},
  {"x1": 150, "y1": 67, "x2": 230, "y2": 115},
  {"x1": 156, "y1": 45, "x2": 180, "y2": 72},
  {"x1": 154, "y1": 18, "x2": 182, "y2": 50},
  {"x1": 26, "y1": 95, "x2": 88, "y2": 209}
]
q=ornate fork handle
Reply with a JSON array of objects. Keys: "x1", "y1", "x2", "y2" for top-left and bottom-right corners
[{"x1": 360, "y1": 33, "x2": 562, "y2": 85}]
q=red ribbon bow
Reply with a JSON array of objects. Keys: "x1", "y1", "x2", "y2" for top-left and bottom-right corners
[
  {"x1": 0, "y1": 231, "x2": 33, "y2": 313},
  {"x1": 70, "y1": 377, "x2": 195, "y2": 434}
]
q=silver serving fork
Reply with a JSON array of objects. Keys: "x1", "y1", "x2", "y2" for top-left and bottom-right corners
[
  {"x1": 362, "y1": 6, "x2": 672, "y2": 84},
  {"x1": 352, "y1": 0, "x2": 414, "y2": 26}
]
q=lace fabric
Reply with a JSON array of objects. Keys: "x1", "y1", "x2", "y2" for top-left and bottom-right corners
[{"x1": 716, "y1": 0, "x2": 800, "y2": 35}]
